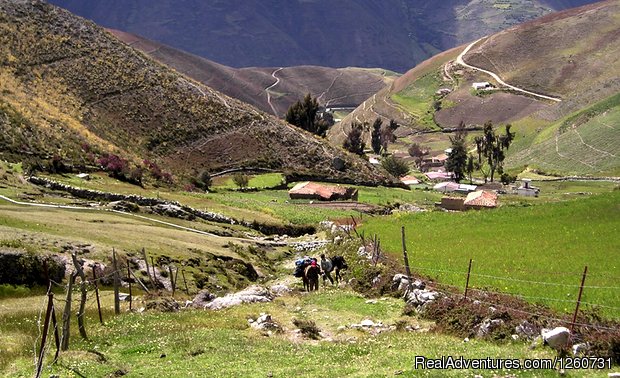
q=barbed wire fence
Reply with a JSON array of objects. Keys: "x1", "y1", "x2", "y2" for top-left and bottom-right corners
[{"x1": 32, "y1": 248, "x2": 188, "y2": 376}]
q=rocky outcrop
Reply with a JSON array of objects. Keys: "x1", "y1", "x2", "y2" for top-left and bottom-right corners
[
  {"x1": 202, "y1": 285, "x2": 274, "y2": 310},
  {"x1": 0, "y1": 250, "x2": 65, "y2": 285}
]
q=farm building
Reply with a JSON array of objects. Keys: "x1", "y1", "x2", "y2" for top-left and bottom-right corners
[
  {"x1": 400, "y1": 175, "x2": 420, "y2": 185},
  {"x1": 437, "y1": 197, "x2": 466, "y2": 211},
  {"x1": 425, "y1": 171, "x2": 453, "y2": 181},
  {"x1": 472, "y1": 82, "x2": 493, "y2": 90},
  {"x1": 288, "y1": 182, "x2": 358, "y2": 201},
  {"x1": 463, "y1": 190, "x2": 498, "y2": 209},
  {"x1": 516, "y1": 179, "x2": 540, "y2": 197},
  {"x1": 433, "y1": 182, "x2": 477, "y2": 193}
]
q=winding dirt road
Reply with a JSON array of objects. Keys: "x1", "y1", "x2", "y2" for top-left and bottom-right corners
[
  {"x1": 456, "y1": 38, "x2": 562, "y2": 103},
  {"x1": 265, "y1": 67, "x2": 283, "y2": 116}
]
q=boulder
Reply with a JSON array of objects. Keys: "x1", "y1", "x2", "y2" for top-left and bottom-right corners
[
  {"x1": 572, "y1": 342, "x2": 589, "y2": 356},
  {"x1": 249, "y1": 313, "x2": 281, "y2": 332},
  {"x1": 476, "y1": 318, "x2": 505, "y2": 337},
  {"x1": 542, "y1": 327, "x2": 570, "y2": 349},
  {"x1": 192, "y1": 290, "x2": 216, "y2": 308},
  {"x1": 269, "y1": 284, "x2": 291, "y2": 296},
  {"x1": 360, "y1": 319, "x2": 375, "y2": 327},
  {"x1": 515, "y1": 320, "x2": 538, "y2": 339},
  {"x1": 203, "y1": 285, "x2": 274, "y2": 310}
]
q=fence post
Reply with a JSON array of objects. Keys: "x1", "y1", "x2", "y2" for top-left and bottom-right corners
[
  {"x1": 92, "y1": 265, "x2": 103, "y2": 324},
  {"x1": 61, "y1": 273, "x2": 75, "y2": 351},
  {"x1": 401, "y1": 226, "x2": 412, "y2": 280},
  {"x1": 129, "y1": 267, "x2": 150, "y2": 293},
  {"x1": 127, "y1": 263, "x2": 133, "y2": 311},
  {"x1": 464, "y1": 259, "x2": 473, "y2": 299},
  {"x1": 112, "y1": 249, "x2": 120, "y2": 315},
  {"x1": 570, "y1": 266, "x2": 588, "y2": 333},
  {"x1": 150, "y1": 256, "x2": 157, "y2": 286},
  {"x1": 35, "y1": 289, "x2": 54, "y2": 378},
  {"x1": 182, "y1": 269, "x2": 190, "y2": 296},
  {"x1": 168, "y1": 265, "x2": 175, "y2": 298},
  {"x1": 71, "y1": 253, "x2": 88, "y2": 340},
  {"x1": 142, "y1": 247, "x2": 153, "y2": 287}
]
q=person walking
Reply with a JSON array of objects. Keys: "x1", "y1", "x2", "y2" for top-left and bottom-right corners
[{"x1": 320, "y1": 254, "x2": 334, "y2": 285}]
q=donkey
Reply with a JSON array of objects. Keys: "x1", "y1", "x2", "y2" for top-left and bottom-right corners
[
  {"x1": 304, "y1": 262, "x2": 321, "y2": 292},
  {"x1": 331, "y1": 255, "x2": 348, "y2": 283}
]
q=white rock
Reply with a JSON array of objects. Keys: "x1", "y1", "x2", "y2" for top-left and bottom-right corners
[
  {"x1": 337, "y1": 326, "x2": 346, "y2": 331},
  {"x1": 572, "y1": 342, "x2": 589, "y2": 356},
  {"x1": 542, "y1": 327, "x2": 570, "y2": 349},
  {"x1": 360, "y1": 319, "x2": 375, "y2": 327},
  {"x1": 365, "y1": 299, "x2": 377, "y2": 304}
]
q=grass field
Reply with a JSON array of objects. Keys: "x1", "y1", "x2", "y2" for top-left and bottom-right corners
[
  {"x1": 4, "y1": 288, "x2": 597, "y2": 378},
  {"x1": 391, "y1": 72, "x2": 443, "y2": 129},
  {"x1": 359, "y1": 190, "x2": 620, "y2": 319}
]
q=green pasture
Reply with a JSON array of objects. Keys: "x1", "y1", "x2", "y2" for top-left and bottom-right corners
[
  {"x1": 3, "y1": 289, "x2": 593, "y2": 377},
  {"x1": 360, "y1": 190, "x2": 620, "y2": 319}
]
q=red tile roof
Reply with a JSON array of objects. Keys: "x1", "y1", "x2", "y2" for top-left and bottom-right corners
[
  {"x1": 288, "y1": 182, "x2": 349, "y2": 200},
  {"x1": 464, "y1": 190, "x2": 498, "y2": 208}
]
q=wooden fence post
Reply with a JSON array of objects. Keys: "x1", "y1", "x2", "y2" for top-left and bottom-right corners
[
  {"x1": 112, "y1": 249, "x2": 120, "y2": 315},
  {"x1": 570, "y1": 266, "x2": 588, "y2": 333},
  {"x1": 142, "y1": 247, "x2": 153, "y2": 287},
  {"x1": 71, "y1": 253, "x2": 88, "y2": 340},
  {"x1": 182, "y1": 269, "x2": 190, "y2": 296},
  {"x1": 127, "y1": 263, "x2": 133, "y2": 311},
  {"x1": 168, "y1": 265, "x2": 175, "y2": 297},
  {"x1": 60, "y1": 273, "x2": 75, "y2": 351},
  {"x1": 129, "y1": 267, "x2": 150, "y2": 293},
  {"x1": 464, "y1": 259, "x2": 473, "y2": 299},
  {"x1": 35, "y1": 289, "x2": 54, "y2": 378},
  {"x1": 92, "y1": 265, "x2": 103, "y2": 324},
  {"x1": 401, "y1": 226, "x2": 412, "y2": 279}
]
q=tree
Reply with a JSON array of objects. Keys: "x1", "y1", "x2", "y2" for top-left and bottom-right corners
[
  {"x1": 474, "y1": 121, "x2": 515, "y2": 182},
  {"x1": 343, "y1": 122, "x2": 365, "y2": 155},
  {"x1": 194, "y1": 170, "x2": 212, "y2": 191},
  {"x1": 445, "y1": 124, "x2": 468, "y2": 183},
  {"x1": 370, "y1": 118, "x2": 383, "y2": 154},
  {"x1": 232, "y1": 172, "x2": 249, "y2": 189},
  {"x1": 466, "y1": 154, "x2": 475, "y2": 184},
  {"x1": 381, "y1": 155, "x2": 409, "y2": 177},
  {"x1": 408, "y1": 142, "x2": 426, "y2": 169},
  {"x1": 285, "y1": 93, "x2": 328, "y2": 137}
]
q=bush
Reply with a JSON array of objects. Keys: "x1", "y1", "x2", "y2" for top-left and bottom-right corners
[
  {"x1": 381, "y1": 155, "x2": 409, "y2": 177},
  {"x1": 232, "y1": 173, "x2": 249, "y2": 189},
  {"x1": 292, "y1": 318, "x2": 321, "y2": 339}
]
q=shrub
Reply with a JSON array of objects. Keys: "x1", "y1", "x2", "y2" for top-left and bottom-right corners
[
  {"x1": 232, "y1": 173, "x2": 249, "y2": 189},
  {"x1": 292, "y1": 318, "x2": 321, "y2": 339},
  {"x1": 381, "y1": 155, "x2": 409, "y2": 177}
]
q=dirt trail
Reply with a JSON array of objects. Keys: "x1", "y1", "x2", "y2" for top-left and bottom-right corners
[
  {"x1": 456, "y1": 38, "x2": 562, "y2": 103},
  {"x1": 265, "y1": 67, "x2": 283, "y2": 116}
]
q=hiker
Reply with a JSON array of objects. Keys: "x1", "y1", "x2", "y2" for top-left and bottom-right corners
[
  {"x1": 331, "y1": 255, "x2": 348, "y2": 283},
  {"x1": 304, "y1": 260, "x2": 320, "y2": 292},
  {"x1": 320, "y1": 254, "x2": 334, "y2": 285}
]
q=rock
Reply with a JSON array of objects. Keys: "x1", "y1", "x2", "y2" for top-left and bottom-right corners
[
  {"x1": 515, "y1": 320, "x2": 538, "y2": 339},
  {"x1": 269, "y1": 284, "x2": 291, "y2": 296},
  {"x1": 542, "y1": 327, "x2": 570, "y2": 349},
  {"x1": 333, "y1": 236, "x2": 343, "y2": 245},
  {"x1": 249, "y1": 313, "x2": 281, "y2": 332},
  {"x1": 118, "y1": 293, "x2": 131, "y2": 302},
  {"x1": 477, "y1": 318, "x2": 504, "y2": 337},
  {"x1": 203, "y1": 285, "x2": 274, "y2": 310},
  {"x1": 360, "y1": 319, "x2": 375, "y2": 327},
  {"x1": 337, "y1": 326, "x2": 346, "y2": 331},
  {"x1": 192, "y1": 290, "x2": 216, "y2": 308},
  {"x1": 145, "y1": 297, "x2": 180, "y2": 312},
  {"x1": 512, "y1": 334, "x2": 519, "y2": 341},
  {"x1": 463, "y1": 337, "x2": 469, "y2": 343},
  {"x1": 405, "y1": 289, "x2": 439, "y2": 309},
  {"x1": 332, "y1": 157, "x2": 346, "y2": 171},
  {"x1": 365, "y1": 299, "x2": 378, "y2": 304},
  {"x1": 371, "y1": 275, "x2": 381, "y2": 287},
  {"x1": 608, "y1": 373, "x2": 620, "y2": 377},
  {"x1": 572, "y1": 342, "x2": 589, "y2": 356}
]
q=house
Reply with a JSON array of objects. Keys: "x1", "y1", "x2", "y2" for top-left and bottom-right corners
[
  {"x1": 288, "y1": 182, "x2": 358, "y2": 201},
  {"x1": 433, "y1": 181, "x2": 460, "y2": 193},
  {"x1": 400, "y1": 175, "x2": 420, "y2": 185},
  {"x1": 516, "y1": 179, "x2": 540, "y2": 197},
  {"x1": 455, "y1": 183, "x2": 477, "y2": 193},
  {"x1": 472, "y1": 82, "x2": 493, "y2": 90},
  {"x1": 463, "y1": 190, "x2": 498, "y2": 209},
  {"x1": 437, "y1": 197, "x2": 466, "y2": 211},
  {"x1": 425, "y1": 171, "x2": 452, "y2": 181}
]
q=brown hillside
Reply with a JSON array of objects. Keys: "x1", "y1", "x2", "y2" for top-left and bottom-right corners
[
  {"x1": 0, "y1": 1, "x2": 392, "y2": 185},
  {"x1": 108, "y1": 29, "x2": 395, "y2": 118}
]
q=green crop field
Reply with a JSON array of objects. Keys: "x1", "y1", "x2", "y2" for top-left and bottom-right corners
[
  {"x1": 360, "y1": 191, "x2": 620, "y2": 319},
  {"x1": 391, "y1": 72, "x2": 443, "y2": 129}
]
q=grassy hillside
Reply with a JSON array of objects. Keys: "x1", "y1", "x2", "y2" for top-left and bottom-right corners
[
  {"x1": 108, "y1": 29, "x2": 397, "y2": 118},
  {"x1": 330, "y1": 1, "x2": 620, "y2": 177},
  {"x1": 0, "y1": 1, "x2": 391, "y2": 185}
]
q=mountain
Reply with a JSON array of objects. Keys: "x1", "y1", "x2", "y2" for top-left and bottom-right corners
[
  {"x1": 47, "y1": 0, "x2": 599, "y2": 73},
  {"x1": 330, "y1": 0, "x2": 620, "y2": 176},
  {"x1": 107, "y1": 29, "x2": 397, "y2": 117},
  {"x1": 0, "y1": 0, "x2": 392, "y2": 185}
]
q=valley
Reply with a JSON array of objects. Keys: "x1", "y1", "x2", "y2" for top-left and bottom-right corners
[{"x1": 0, "y1": 0, "x2": 618, "y2": 376}]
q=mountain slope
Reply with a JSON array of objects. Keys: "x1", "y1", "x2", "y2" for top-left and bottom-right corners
[
  {"x1": 107, "y1": 29, "x2": 396, "y2": 117},
  {"x1": 0, "y1": 0, "x2": 391, "y2": 184},
  {"x1": 330, "y1": 0, "x2": 620, "y2": 176},
  {"x1": 47, "y1": 0, "x2": 599, "y2": 73}
]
